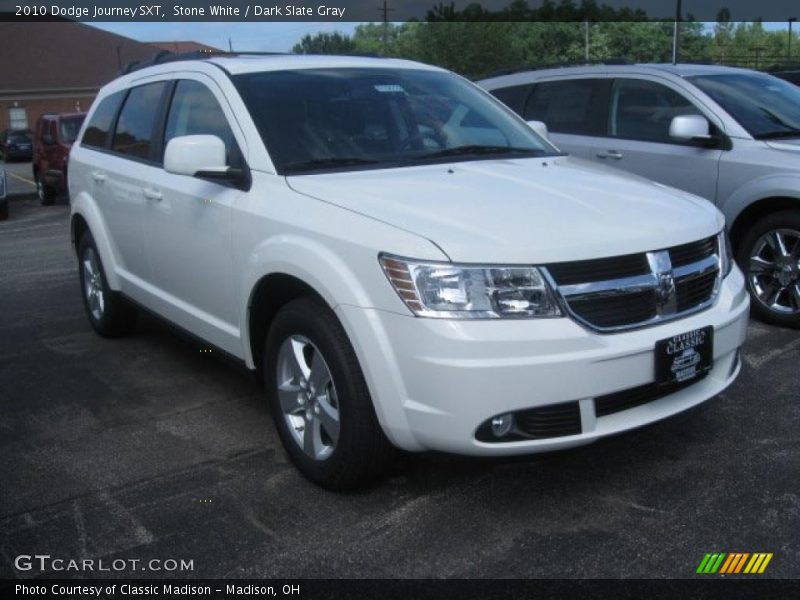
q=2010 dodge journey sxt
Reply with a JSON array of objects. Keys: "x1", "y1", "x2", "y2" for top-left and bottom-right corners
[{"x1": 69, "y1": 54, "x2": 749, "y2": 489}]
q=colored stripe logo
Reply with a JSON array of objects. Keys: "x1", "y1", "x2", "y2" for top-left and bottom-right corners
[{"x1": 697, "y1": 552, "x2": 773, "y2": 574}]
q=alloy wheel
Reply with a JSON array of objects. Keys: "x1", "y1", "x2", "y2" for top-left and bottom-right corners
[
  {"x1": 275, "y1": 335, "x2": 340, "y2": 461},
  {"x1": 82, "y1": 247, "x2": 105, "y2": 320},
  {"x1": 748, "y1": 228, "x2": 800, "y2": 315}
]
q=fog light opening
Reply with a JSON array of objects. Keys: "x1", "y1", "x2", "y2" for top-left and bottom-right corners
[{"x1": 491, "y1": 413, "x2": 514, "y2": 438}]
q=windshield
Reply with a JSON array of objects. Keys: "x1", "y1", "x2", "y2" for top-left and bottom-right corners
[
  {"x1": 60, "y1": 116, "x2": 85, "y2": 143},
  {"x1": 8, "y1": 130, "x2": 31, "y2": 143},
  {"x1": 689, "y1": 73, "x2": 800, "y2": 139},
  {"x1": 234, "y1": 68, "x2": 556, "y2": 174}
]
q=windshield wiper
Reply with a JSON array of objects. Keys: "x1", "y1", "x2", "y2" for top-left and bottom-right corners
[
  {"x1": 416, "y1": 145, "x2": 546, "y2": 160},
  {"x1": 754, "y1": 129, "x2": 800, "y2": 140},
  {"x1": 282, "y1": 157, "x2": 382, "y2": 173}
]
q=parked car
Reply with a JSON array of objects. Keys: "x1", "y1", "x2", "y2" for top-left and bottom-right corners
[
  {"x1": 771, "y1": 69, "x2": 800, "y2": 87},
  {"x1": 33, "y1": 112, "x2": 86, "y2": 204},
  {"x1": 480, "y1": 64, "x2": 800, "y2": 327},
  {"x1": 0, "y1": 165, "x2": 7, "y2": 220},
  {"x1": 69, "y1": 54, "x2": 748, "y2": 489},
  {"x1": 0, "y1": 128, "x2": 33, "y2": 161}
]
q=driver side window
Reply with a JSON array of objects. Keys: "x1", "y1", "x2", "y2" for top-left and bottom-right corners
[
  {"x1": 609, "y1": 79, "x2": 701, "y2": 143},
  {"x1": 164, "y1": 79, "x2": 242, "y2": 167}
]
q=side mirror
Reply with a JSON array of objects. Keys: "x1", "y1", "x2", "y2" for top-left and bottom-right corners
[
  {"x1": 669, "y1": 115, "x2": 712, "y2": 143},
  {"x1": 526, "y1": 120, "x2": 549, "y2": 141},
  {"x1": 42, "y1": 133, "x2": 55, "y2": 146},
  {"x1": 164, "y1": 135, "x2": 226, "y2": 176},
  {"x1": 164, "y1": 134, "x2": 250, "y2": 189}
]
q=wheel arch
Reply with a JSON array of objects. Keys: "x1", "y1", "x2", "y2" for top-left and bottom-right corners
[
  {"x1": 729, "y1": 196, "x2": 800, "y2": 252},
  {"x1": 69, "y1": 197, "x2": 121, "y2": 289}
]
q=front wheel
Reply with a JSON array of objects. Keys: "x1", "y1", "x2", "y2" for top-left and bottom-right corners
[
  {"x1": 737, "y1": 210, "x2": 800, "y2": 328},
  {"x1": 263, "y1": 297, "x2": 393, "y2": 489},
  {"x1": 35, "y1": 172, "x2": 56, "y2": 205},
  {"x1": 78, "y1": 232, "x2": 138, "y2": 337}
]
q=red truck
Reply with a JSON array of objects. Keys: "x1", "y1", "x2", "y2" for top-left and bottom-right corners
[{"x1": 33, "y1": 112, "x2": 85, "y2": 204}]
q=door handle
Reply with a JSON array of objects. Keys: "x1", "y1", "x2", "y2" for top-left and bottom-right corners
[
  {"x1": 596, "y1": 150, "x2": 623, "y2": 160},
  {"x1": 91, "y1": 171, "x2": 106, "y2": 183},
  {"x1": 143, "y1": 188, "x2": 162, "y2": 202}
]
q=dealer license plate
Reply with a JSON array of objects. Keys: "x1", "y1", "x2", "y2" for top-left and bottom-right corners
[{"x1": 655, "y1": 326, "x2": 713, "y2": 385}]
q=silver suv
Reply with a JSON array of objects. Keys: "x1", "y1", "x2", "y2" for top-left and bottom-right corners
[{"x1": 480, "y1": 64, "x2": 800, "y2": 328}]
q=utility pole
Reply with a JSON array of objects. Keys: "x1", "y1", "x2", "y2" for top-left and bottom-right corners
[
  {"x1": 789, "y1": 18, "x2": 797, "y2": 62},
  {"x1": 228, "y1": 37, "x2": 233, "y2": 52},
  {"x1": 584, "y1": 20, "x2": 589, "y2": 61},
  {"x1": 672, "y1": 0, "x2": 682, "y2": 65},
  {"x1": 378, "y1": 1, "x2": 394, "y2": 55}
]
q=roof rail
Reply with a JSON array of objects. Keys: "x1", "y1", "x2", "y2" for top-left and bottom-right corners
[
  {"x1": 484, "y1": 58, "x2": 632, "y2": 79},
  {"x1": 117, "y1": 50, "x2": 290, "y2": 76}
]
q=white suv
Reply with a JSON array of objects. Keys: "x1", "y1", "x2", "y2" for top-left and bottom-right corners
[{"x1": 69, "y1": 54, "x2": 749, "y2": 488}]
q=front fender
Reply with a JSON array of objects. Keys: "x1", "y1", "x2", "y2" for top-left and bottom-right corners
[
  {"x1": 720, "y1": 173, "x2": 800, "y2": 227},
  {"x1": 70, "y1": 191, "x2": 121, "y2": 290}
]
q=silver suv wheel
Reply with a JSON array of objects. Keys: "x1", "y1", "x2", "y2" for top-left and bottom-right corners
[
  {"x1": 82, "y1": 247, "x2": 106, "y2": 320},
  {"x1": 748, "y1": 228, "x2": 800, "y2": 315},
  {"x1": 276, "y1": 334, "x2": 340, "y2": 461}
]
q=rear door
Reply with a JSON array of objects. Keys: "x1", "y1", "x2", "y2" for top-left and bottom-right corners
[
  {"x1": 142, "y1": 76, "x2": 246, "y2": 354},
  {"x1": 522, "y1": 78, "x2": 611, "y2": 159},
  {"x1": 102, "y1": 81, "x2": 170, "y2": 291},
  {"x1": 595, "y1": 77, "x2": 723, "y2": 201}
]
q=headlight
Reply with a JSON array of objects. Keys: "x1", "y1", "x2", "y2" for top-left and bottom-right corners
[
  {"x1": 718, "y1": 231, "x2": 733, "y2": 278},
  {"x1": 380, "y1": 255, "x2": 562, "y2": 319}
]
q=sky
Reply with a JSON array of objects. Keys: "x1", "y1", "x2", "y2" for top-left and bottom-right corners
[
  {"x1": 90, "y1": 22, "x2": 362, "y2": 52},
  {"x1": 89, "y1": 20, "x2": 792, "y2": 53}
]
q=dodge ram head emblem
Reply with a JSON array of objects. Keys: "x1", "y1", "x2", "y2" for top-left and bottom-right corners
[{"x1": 649, "y1": 250, "x2": 677, "y2": 316}]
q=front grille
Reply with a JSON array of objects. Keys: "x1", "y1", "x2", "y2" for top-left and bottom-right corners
[
  {"x1": 568, "y1": 290, "x2": 656, "y2": 328},
  {"x1": 594, "y1": 373, "x2": 708, "y2": 417},
  {"x1": 546, "y1": 253, "x2": 648, "y2": 285},
  {"x1": 676, "y1": 270, "x2": 717, "y2": 312},
  {"x1": 515, "y1": 402, "x2": 582, "y2": 439},
  {"x1": 545, "y1": 235, "x2": 721, "y2": 332},
  {"x1": 669, "y1": 236, "x2": 716, "y2": 267}
]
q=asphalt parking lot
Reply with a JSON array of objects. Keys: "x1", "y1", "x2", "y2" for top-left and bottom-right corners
[
  {"x1": 0, "y1": 200, "x2": 798, "y2": 579},
  {"x1": 1, "y1": 160, "x2": 37, "y2": 199}
]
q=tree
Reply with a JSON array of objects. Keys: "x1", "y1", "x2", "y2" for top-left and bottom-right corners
[{"x1": 292, "y1": 32, "x2": 357, "y2": 55}]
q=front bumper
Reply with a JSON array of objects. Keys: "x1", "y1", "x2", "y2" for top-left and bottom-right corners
[{"x1": 337, "y1": 266, "x2": 750, "y2": 455}]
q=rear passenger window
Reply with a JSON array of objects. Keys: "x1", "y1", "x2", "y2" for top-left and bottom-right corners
[
  {"x1": 81, "y1": 92, "x2": 125, "y2": 149},
  {"x1": 112, "y1": 82, "x2": 167, "y2": 160},
  {"x1": 609, "y1": 79, "x2": 701, "y2": 143},
  {"x1": 489, "y1": 84, "x2": 534, "y2": 116},
  {"x1": 525, "y1": 79, "x2": 609, "y2": 136},
  {"x1": 164, "y1": 80, "x2": 241, "y2": 167}
]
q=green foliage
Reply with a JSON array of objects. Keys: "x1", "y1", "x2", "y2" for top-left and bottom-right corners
[
  {"x1": 292, "y1": 32, "x2": 357, "y2": 55},
  {"x1": 290, "y1": 5, "x2": 800, "y2": 79}
]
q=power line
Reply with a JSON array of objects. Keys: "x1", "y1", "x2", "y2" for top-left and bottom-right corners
[{"x1": 378, "y1": 1, "x2": 394, "y2": 54}]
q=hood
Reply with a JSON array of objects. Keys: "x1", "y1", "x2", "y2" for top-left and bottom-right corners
[
  {"x1": 765, "y1": 138, "x2": 800, "y2": 151},
  {"x1": 287, "y1": 156, "x2": 723, "y2": 264}
]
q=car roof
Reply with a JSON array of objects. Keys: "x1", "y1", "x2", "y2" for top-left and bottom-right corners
[
  {"x1": 479, "y1": 62, "x2": 761, "y2": 87},
  {"x1": 206, "y1": 54, "x2": 444, "y2": 75},
  {"x1": 117, "y1": 52, "x2": 444, "y2": 81}
]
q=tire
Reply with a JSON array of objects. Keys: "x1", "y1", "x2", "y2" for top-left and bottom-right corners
[
  {"x1": 736, "y1": 209, "x2": 800, "y2": 328},
  {"x1": 0, "y1": 201, "x2": 8, "y2": 221},
  {"x1": 35, "y1": 171, "x2": 56, "y2": 205},
  {"x1": 263, "y1": 297, "x2": 393, "y2": 489},
  {"x1": 77, "y1": 232, "x2": 138, "y2": 337}
]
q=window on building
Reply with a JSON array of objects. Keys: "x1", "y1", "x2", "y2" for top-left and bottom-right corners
[{"x1": 8, "y1": 107, "x2": 28, "y2": 130}]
